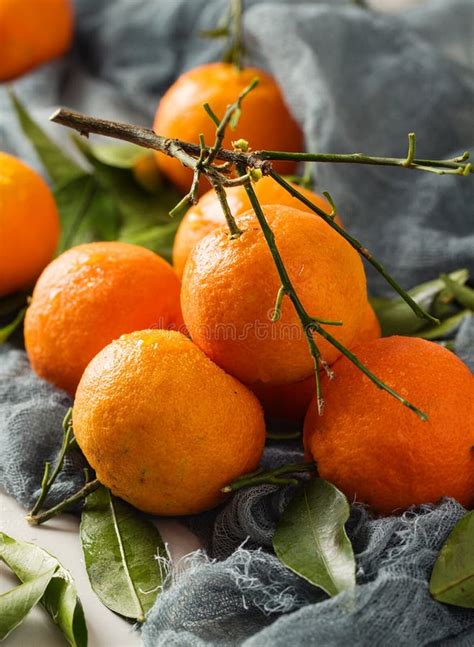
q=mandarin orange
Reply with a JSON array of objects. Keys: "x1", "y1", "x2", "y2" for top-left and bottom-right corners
[
  {"x1": 25, "y1": 242, "x2": 183, "y2": 394},
  {"x1": 181, "y1": 204, "x2": 367, "y2": 385},
  {"x1": 0, "y1": 152, "x2": 60, "y2": 297},
  {"x1": 304, "y1": 336, "x2": 474, "y2": 514},
  {"x1": 73, "y1": 329, "x2": 266, "y2": 515},
  {"x1": 0, "y1": 0, "x2": 73, "y2": 80},
  {"x1": 153, "y1": 63, "x2": 303, "y2": 195}
]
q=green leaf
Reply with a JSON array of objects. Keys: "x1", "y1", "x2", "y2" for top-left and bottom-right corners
[
  {"x1": 80, "y1": 486, "x2": 168, "y2": 622},
  {"x1": 0, "y1": 533, "x2": 87, "y2": 647},
  {"x1": 10, "y1": 91, "x2": 84, "y2": 186},
  {"x1": 0, "y1": 307, "x2": 26, "y2": 344},
  {"x1": 418, "y1": 310, "x2": 470, "y2": 340},
  {"x1": 119, "y1": 220, "x2": 180, "y2": 262},
  {"x1": 54, "y1": 175, "x2": 121, "y2": 252},
  {"x1": 430, "y1": 511, "x2": 474, "y2": 608},
  {"x1": 87, "y1": 143, "x2": 148, "y2": 169},
  {"x1": 273, "y1": 479, "x2": 355, "y2": 597},
  {"x1": 71, "y1": 135, "x2": 183, "y2": 260},
  {"x1": 441, "y1": 273, "x2": 474, "y2": 311},
  {"x1": 371, "y1": 269, "x2": 469, "y2": 336},
  {"x1": 0, "y1": 567, "x2": 56, "y2": 641}
]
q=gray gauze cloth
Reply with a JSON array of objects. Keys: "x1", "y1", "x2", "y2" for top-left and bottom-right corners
[{"x1": 1, "y1": 0, "x2": 474, "y2": 645}]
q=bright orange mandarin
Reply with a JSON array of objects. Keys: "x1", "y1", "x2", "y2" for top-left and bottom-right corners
[
  {"x1": 0, "y1": 0, "x2": 73, "y2": 81},
  {"x1": 153, "y1": 63, "x2": 303, "y2": 195},
  {"x1": 181, "y1": 204, "x2": 367, "y2": 386},
  {"x1": 250, "y1": 302, "x2": 381, "y2": 421},
  {"x1": 73, "y1": 330, "x2": 266, "y2": 515},
  {"x1": 0, "y1": 152, "x2": 60, "y2": 297},
  {"x1": 173, "y1": 176, "x2": 342, "y2": 278},
  {"x1": 304, "y1": 336, "x2": 474, "y2": 514},
  {"x1": 25, "y1": 242, "x2": 183, "y2": 394}
]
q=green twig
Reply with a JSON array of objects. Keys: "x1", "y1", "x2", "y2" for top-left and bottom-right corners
[
  {"x1": 256, "y1": 149, "x2": 473, "y2": 176},
  {"x1": 205, "y1": 77, "x2": 259, "y2": 166},
  {"x1": 224, "y1": 0, "x2": 245, "y2": 70},
  {"x1": 240, "y1": 169, "x2": 427, "y2": 419},
  {"x1": 271, "y1": 285, "x2": 286, "y2": 322},
  {"x1": 222, "y1": 462, "x2": 315, "y2": 492},
  {"x1": 29, "y1": 408, "x2": 77, "y2": 517},
  {"x1": 209, "y1": 177, "x2": 243, "y2": 238},
  {"x1": 270, "y1": 171, "x2": 439, "y2": 326},
  {"x1": 27, "y1": 479, "x2": 101, "y2": 526}
]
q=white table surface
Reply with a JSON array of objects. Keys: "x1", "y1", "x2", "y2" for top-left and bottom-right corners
[{"x1": 0, "y1": 490, "x2": 201, "y2": 647}]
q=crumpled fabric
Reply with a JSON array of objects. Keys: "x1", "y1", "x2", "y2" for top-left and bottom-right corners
[
  {"x1": 1, "y1": 0, "x2": 474, "y2": 645},
  {"x1": 142, "y1": 500, "x2": 474, "y2": 646}
]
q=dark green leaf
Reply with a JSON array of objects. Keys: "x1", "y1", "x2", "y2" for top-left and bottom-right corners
[
  {"x1": 54, "y1": 175, "x2": 121, "y2": 252},
  {"x1": 371, "y1": 269, "x2": 469, "y2": 336},
  {"x1": 0, "y1": 292, "x2": 28, "y2": 319},
  {"x1": 10, "y1": 91, "x2": 84, "y2": 186},
  {"x1": 0, "y1": 307, "x2": 26, "y2": 344},
  {"x1": 273, "y1": 479, "x2": 355, "y2": 597},
  {"x1": 81, "y1": 486, "x2": 168, "y2": 622},
  {"x1": 71, "y1": 135, "x2": 183, "y2": 259},
  {"x1": 0, "y1": 532, "x2": 87, "y2": 647},
  {"x1": 430, "y1": 511, "x2": 474, "y2": 608},
  {"x1": 0, "y1": 567, "x2": 56, "y2": 640},
  {"x1": 119, "y1": 221, "x2": 180, "y2": 262}
]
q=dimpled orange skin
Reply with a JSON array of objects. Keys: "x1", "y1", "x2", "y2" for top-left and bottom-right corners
[
  {"x1": 153, "y1": 63, "x2": 303, "y2": 195},
  {"x1": 181, "y1": 204, "x2": 367, "y2": 385},
  {"x1": 172, "y1": 176, "x2": 343, "y2": 278},
  {"x1": 0, "y1": 152, "x2": 60, "y2": 297},
  {"x1": 304, "y1": 336, "x2": 474, "y2": 515},
  {"x1": 73, "y1": 329, "x2": 266, "y2": 515},
  {"x1": 0, "y1": 0, "x2": 73, "y2": 81},
  {"x1": 250, "y1": 302, "x2": 381, "y2": 421},
  {"x1": 25, "y1": 242, "x2": 183, "y2": 395}
]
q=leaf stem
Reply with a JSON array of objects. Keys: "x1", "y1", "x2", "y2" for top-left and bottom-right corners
[{"x1": 222, "y1": 462, "x2": 315, "y2": 492}]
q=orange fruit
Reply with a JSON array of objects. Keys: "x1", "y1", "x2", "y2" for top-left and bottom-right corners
[
  {"x1": 25, "y1": 242, "x2": 183, "y2": 394},
  {"x1": 181, "y1": 204, "x2": 367, "y2": 385},
  {"x1": 0, "y1": 152, "x2": 60, "y2": 297},
  {"x1": 304, "y1": 336, "x2": 474, "y2": 514},
  {"x1": 172, "y1": 176, "x2": 342, "y2": 278},
  {"x1": 73, "y1": 329, "x2": 266, "y2": 515},
  {"x1": 251, "y1": 302, "x2": 381, "y2": 421},
  {"x1": 0, "y1": 0, "x2": 73, "y2": 81},
  {"x1": 153, "y1": 63, "x2": 303, "y2": 195}
]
